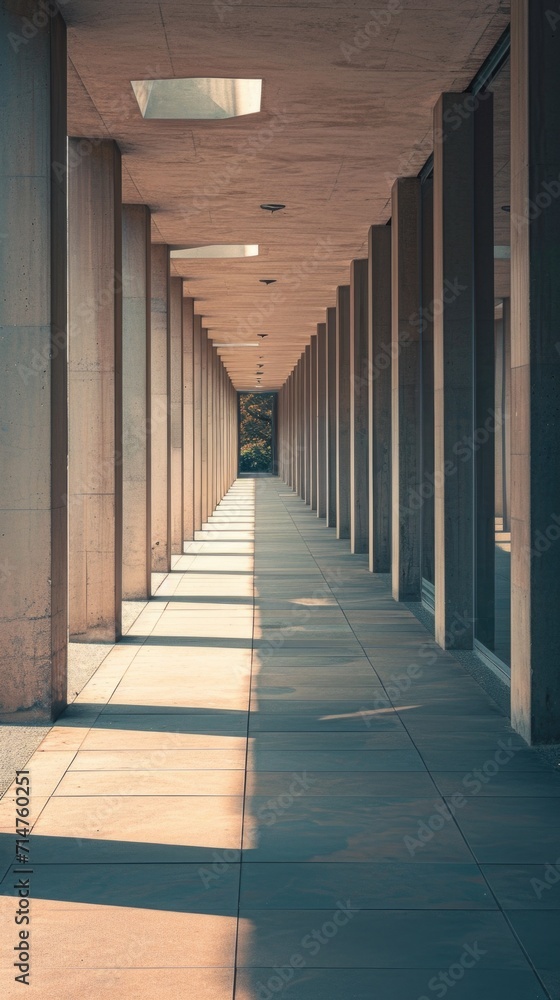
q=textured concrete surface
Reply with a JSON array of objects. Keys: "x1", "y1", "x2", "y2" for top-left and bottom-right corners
[
  {"x1": 64, "y1": 0, "x2": 510, "y2": 388},
  {"x1": 1, "y1": 478, "x2": 558, "y2": 998},
  {"x1": 0, "y1": 603, "x2": 147, "y2": 797}
]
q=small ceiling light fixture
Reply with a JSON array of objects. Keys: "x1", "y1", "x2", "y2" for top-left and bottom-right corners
[
  {"x1": 257, "y1": 333, "x2": 268, "y2": 339},
  {"x1": 259, "y1": 278, "x2": 276, "y2": 285},
  {"x1": 260, "y1": 203, "x2": 286, "y2": 214}
]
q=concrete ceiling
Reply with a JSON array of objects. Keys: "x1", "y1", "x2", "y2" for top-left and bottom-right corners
[{"x1": 66, "y1": 0, "x2": 510, "y2": 389}]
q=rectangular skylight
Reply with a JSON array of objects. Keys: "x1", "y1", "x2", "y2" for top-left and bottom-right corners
[
  {"x1": 170, "y1": 245, "x2": 259, "y2": 260},
  {"x1": 131, "y1": 78, "x2": 262, "y2": 120}
]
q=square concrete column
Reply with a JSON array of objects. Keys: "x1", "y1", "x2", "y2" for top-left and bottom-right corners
[
  {"x1": 368, "y1": 226, "x2": 392, "y2": 573},
  {"x1": 201, "y1": 330, "x2": 208, "y2": 522},
  {"x1": 290, "y1": 365, "x2": 297, "y2": 493},
  {"x1": 182, "y1": 296, "x2": 195, "y2": 542},
  {"x1": 350, "y1": 259, "x2": 369, "y2": 554},
  {"x1": 433, "y1": 93, "x2": 494, "y2": 649},
  {"x1": 122, "y1": 205, "x2": 151, "y2": 600},
  {"x1": 326, "y1": 308, "x2": 337, "y2": 528},
  {"x1": 474, "y1": 106, "x2": 496, "y2": 653},
  {"x1": 310, "y1": 334, "x2": 318, "y2": 511},
  {"x1": 0, "y1": 8, "x2": 67, "y2": 718},
  {"x1": 193, "y1": 316, "x2": 203, "y2": 533},
  {"x1": 206, "y1": 339, "x2": 214, "y2": 518},
  {"x1": 68, "y1": 139, "x2": 123, "y2": 642},
  {"x1": 511, "y1": 0, "x2": 560, "y2": 744},
  {"x1": 316, "y1": 324, "x2": 327, "y2": 519},
  {"x1": 150, "y1": 245, "x2": 170, "y2": 574},
  {"x1": 336, "y1": 285, "x2": 351, "y2": 540},
  {"x1": 296, "y1": 360, "x2": 304, "y2": 496},
  {"x1": 304, "y1": 345, "x2": 311, "y2": 505},
  {"x1": 391, "y1": 178, "x2": 422, "y2": 601},
  {"x1": 169, "y1": 276, "x2": 183, "y2": 555}
]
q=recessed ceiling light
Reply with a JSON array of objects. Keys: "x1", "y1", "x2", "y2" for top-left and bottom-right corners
[
  {"x1": 171, "y1": 244, "x2": 259, "y2": 260},
  {"x1": 259, "y1": 279, "x2": 276, "y2": 285},
  {"x1": 260, "y1": 203, "x2": 285, "y2": 213},
  {"x1": 131, "y1": 78, "x2": 262, "y2": 120}
]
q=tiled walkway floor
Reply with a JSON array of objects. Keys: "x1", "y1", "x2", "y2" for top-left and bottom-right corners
[{"x1": 1, "y1": 477, "x2": 560, "y2": 998}]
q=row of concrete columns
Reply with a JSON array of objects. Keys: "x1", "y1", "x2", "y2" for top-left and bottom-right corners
[
  {"x1": 278, "y1": 0, "x2": 560, "y2": 745},
  {"x1": 0, "y1": 7, "x2": 237, "y2": 720}
]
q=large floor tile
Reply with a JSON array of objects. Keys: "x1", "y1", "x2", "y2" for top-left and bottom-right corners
[
  {"x1": 235, "y1": 909, "x2": 531, "y2": 968},
  {"x1": 0, "y1": 969, "x2": 234, "y2": 1000},
  {"x1": 234, "y1": 968, "x2": 547, "y2": 999},
  {"x1": 239, "y1": 861, "x2": 495, "y2": 909},
  {"x1": 450, "y1": 797, "x2": 560, "y2": 863},
  {"x1": 31, "y1": 795, "x2": 243, "y2": 863},
  {"x1": 242, "y1": 795, "x2": 473, "y2": 862},
  {"x1": 246, "y1": 749, "x2": 425, "y2": 772}
]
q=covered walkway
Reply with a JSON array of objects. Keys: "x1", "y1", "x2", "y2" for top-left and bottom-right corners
[{"x1": 1, "y1": 478, "x2": 558, "y2": 998}]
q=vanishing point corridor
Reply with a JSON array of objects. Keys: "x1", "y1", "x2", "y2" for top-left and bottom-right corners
[{"x1": 1, "y1": 478, "x2": 558, "y2": 998}]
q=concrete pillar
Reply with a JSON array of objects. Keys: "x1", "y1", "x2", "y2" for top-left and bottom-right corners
[
  {"x1": 206, "y1": 339, "x2": 213, "y2": 518},
  {"x1": 122, "y1": 205, "x2": 151, "y2": 600},
  {"x1": 201, "y1": 330, "x2": 208, "y2": 523},
  {"x1": 0, "y1": 7, "x2": 67, "y2": 718},
  {"x1": 150, "y1": 244, "x2": 170, "y2": 573},
  {"x1": 511, "y1": 0, "x2": 560, "y2": 744},
  {"x1": 304, "y1": 345, "x2": 311, "y2": 504},
  {"x1": 296, "y1": 360, "x2": 303, "y2": 496},
  {"x1": 368, "y1": 227, "x2": 392, "y2": 574},
  {"x1": 68, "y1": 139, "x2": 122, "y2": 642},
  {"x1": 350, "y1": 259, "x2": 369, "y2": 554},
  {"x1": 326, "y1": 308, "x2": 337, "y2": 528},
  {"x1": 336, "y1": 285, "x2": 351, "y2": 540},
  {"x1": 293, "y1": 364, "x2": 299, "y2": 494},
  {"x1": 169, "y1": 276, "x2": 183, "y2": 556},
  {"x1": 310, "y1": 334, "x2": 318, "y2": 511},
  {"x1": 193, "y1": 316, "x2": 203, "y2": 533},
  {"x1": 433, "y1": 93, "x2": 489, "y2": 648},
  {"x1": 475, "y1": 102, "x2": 496, "y2": 653},
  {"x1": 213, "y1": 348, "x2": 219, "y2": 507},
  {"x1": 421, "y1": 180, "x2": 436, "y2": 595},
  {"x1": 182, "y1": 297, "x2": 195, "y2": 542},
  {"x1": 317, "y1": 324, "x2": 327, "y2": 519},
  {"x1": 391, "y1": 178, "x2": 422, "y2": 601}
]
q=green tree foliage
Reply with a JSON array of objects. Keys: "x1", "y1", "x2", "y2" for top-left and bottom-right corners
[{"x1": 239, "y1": 393, "x2": 274, "y2": 472}]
